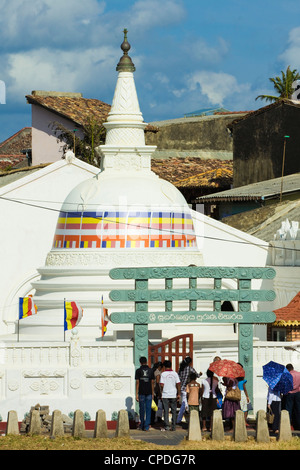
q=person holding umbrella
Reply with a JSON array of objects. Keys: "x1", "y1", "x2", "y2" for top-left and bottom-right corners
[
  {"x1": 208, "y1": 359, "x2": 244, "y2": 430},
  {"x1": 222, "y1": 377, "x2": 241, "y2": 429},
  {"x1": 267, "y1": 386, "x2": 281, "y2": 434},
  {"x1": 262, "y1": 361, "x2": 294, "y2": 433}
]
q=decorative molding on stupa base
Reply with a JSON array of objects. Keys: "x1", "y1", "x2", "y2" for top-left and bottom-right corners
[
  {"x1": 45, "y1": 249, "x2": 204, "y2": 267},
  {"x1": 98, "y1": 145, "x2": 157, "y2": 172}
]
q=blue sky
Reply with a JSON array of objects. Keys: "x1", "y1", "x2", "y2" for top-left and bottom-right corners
[{"x1": 1, "y1": 0, "x2": 300, "y2": 142}]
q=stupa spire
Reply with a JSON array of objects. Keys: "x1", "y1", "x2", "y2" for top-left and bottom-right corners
[{"x1": 98, "y1": 29, "x2": 157, "y2": 172}]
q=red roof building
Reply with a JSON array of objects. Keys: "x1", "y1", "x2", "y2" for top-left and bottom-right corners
[{"x1": 269, "y1": 292, "x2": 300, "y2": 341}]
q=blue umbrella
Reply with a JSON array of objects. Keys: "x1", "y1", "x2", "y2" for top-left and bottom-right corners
[{"x1": 262, "y1": 360, "x2": 293, "y2": 394}]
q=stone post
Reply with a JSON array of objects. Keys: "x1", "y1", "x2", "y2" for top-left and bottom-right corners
[
  {"x1": 234, "y1": 410, "x2": 247, "y2": 442},
  {"x1": 211, "y1": 409, "x2": 224, "y2": 441},
  {"x1": 6, "y1": 410, "x2": 19, "y2": 435},
  {"x1": 278, "y1": 410, "x2": 292, "y2": 441},
  {"x1": 187, "y1": 410, "x2": 202, "y2": 441},
  {"x1": 255, "y1": 409, "x2": 270, "y2": 443},
  {"x1": 94, "y1": 409, "x2": 108, "y2": 438},
  {"x1": 50, "y1": 410, "x2": 64, "y2": 437},
  {"x1": 72, "y1": 409, "x2": 85, "y2": 438},
  {"x1": 29, "y1": 409, "x2": 41, "y2": 435},
  {"x1": 115, "y1": 409, "x2": 130, "y2": 438}
]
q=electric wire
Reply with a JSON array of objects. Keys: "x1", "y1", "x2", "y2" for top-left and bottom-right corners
[{"x1": 0, "y1": 194, "x2": 299, "y2": 252}]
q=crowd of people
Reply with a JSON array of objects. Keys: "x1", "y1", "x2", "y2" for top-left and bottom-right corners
[{"x1": 135, "y1": 355, "x2": 300, "y2": 433}]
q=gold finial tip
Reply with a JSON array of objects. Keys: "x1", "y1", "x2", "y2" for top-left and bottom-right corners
[{"x1": 117, "y1": 29, "x2": 135, "y2": 72}]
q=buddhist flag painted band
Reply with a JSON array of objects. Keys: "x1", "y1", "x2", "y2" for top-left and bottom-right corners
[
  {"x1": 19, "y1": 296, "x2": 38, "y2": 319},
  {"x1": 101, "y1": 295, "x2": 109, "y2": 337},
  {"x1": 64, "y1": 301, "x2": 83, "y2": 331}
]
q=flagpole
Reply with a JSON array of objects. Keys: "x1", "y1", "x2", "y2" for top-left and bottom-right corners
[
  {"x1": 64, "y1": 298, "x2": 66, "y2": 342},
  {"x1": 18, "y1": 297, "x2": 21, "y2": 342}
]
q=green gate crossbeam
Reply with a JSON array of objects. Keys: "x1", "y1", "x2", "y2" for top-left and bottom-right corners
[
  {"x1": 109, "y1": 288, "x2": 275, "y2": 302},
  {"x1": 110, "y1": 310, "x2": 276, "y2": 324},
  {"x1": 109, "y1": 266, "x2": 276, "y2": 280}
]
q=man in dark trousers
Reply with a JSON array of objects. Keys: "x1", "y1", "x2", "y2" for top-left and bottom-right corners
[
  {"x1": 135, "y1": 356, "x2": 154, "y2": 431},
  {"x1": 285, "y1": 363, "x2": 300, "y2": 430}
]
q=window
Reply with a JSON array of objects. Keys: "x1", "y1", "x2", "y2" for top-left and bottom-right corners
[{"x1": 271, "y1": 328, "x2": 286, "y2": 342}]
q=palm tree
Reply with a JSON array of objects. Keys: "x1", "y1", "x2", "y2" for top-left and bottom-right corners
[{"x1": 255, "y1": 66, "x2": 300, "y2": 103}]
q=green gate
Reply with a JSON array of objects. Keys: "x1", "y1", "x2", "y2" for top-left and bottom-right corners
[{"x1": 109, "y1": 266, "x2": 276, "y2": 406}]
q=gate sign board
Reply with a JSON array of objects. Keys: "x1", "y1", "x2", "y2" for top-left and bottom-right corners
[{"x1": 109, "y1": 266, "x2": 276, "y2": 406}]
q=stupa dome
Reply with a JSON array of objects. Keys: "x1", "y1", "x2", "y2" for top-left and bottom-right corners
[{"x1": 52, "y1": 167, "x2": 196, "y2": 250}]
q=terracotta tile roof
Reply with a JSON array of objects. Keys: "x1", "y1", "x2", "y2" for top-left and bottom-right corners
[
  {"x1": 273, "y1": 292, "x2": 300, "y2": 326},
  {"x1": 0, "y1": 155, "x2": 27, "y2": 171},
  {"x1": 151, "y1": 157, "x2": 233, "y2": 188},
  {"x1": 0, "y1": 127, "x2": 31, "y2": 155},
  {"x1": 25, "y1": 93, "x2": 158, "y2": 132},
  {"x1": 0, "y1": 127, "x2": 31, "y2": 170},
  {"x1": 26, "y1": 94, "x2": 110, "y2": 127}
]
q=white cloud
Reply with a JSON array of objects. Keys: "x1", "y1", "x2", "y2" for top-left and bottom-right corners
[
  {"x1": 6, "y1": 45, "x2": 117, "y2": 102},
  {"x1": 0, "y1": 0, "x2": 106, "y2": 49},
  {"x1": 183, "y1": 37, "x2": 229, "y2": 65},
  {"x1": 279, "y1": 27, "x2": 300, "y2": 69},
  {"x1": 126, "y1": 0, "x2": 185, "y2": 31},
  {"x1": 185, "y1": 71, "x2": 251, "y2": 106}
]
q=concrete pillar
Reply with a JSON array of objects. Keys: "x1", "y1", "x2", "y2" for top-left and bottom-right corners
[
  {"x1": 211, "y1": 409, "x2": 224, "y2": 441},
  {"x1": 72, "y1": 409, "x2": 85, "y2": 438},
  {"x1": 6, "y1": 410, "x2": 19, "y2": 435},
  {"x1": 29, "y1": 409, "x2": 41, "y2": 435},
  {"x1": 187, "y1": 409, "x2": 202, "y2": 441},
  {"x1": 255, "y1": 409, "x2": 270, "y2": 443},
  {"x1": 94, "y1": 410, "x2": 108, "y2": 438},
  {"x1": 234, "y1": 410, "x2": 247, "y2": 442},
  {"x1": 115, "y1": 410, "x2": 130, "y2": 438},
  {"x1": 50, "y1": 410, "x2": 64, "y2": 437},
  {"x1": 278, "y1": 410, "x2": 292, "y2": 441}
]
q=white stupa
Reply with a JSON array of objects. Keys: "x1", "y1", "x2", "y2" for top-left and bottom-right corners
[
  {"x1": 24, "y1": 30, "x2": 203, "y2": 341},
  {"x1": 0, "y1": 32, "x2": 295, "y2": 419}
]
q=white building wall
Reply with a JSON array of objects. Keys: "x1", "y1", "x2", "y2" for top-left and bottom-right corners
[
  {"x1": 0, "y1": 337, "x2": 298, "y2": 421},
  {"x1": 0, "y1": 157, "x2": 99, "y2": 335}
]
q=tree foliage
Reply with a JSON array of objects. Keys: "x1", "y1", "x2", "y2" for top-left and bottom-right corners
[
  {"x1": 255, "y1": 66, "x2": 300, "y2": 103},
  {"x1": 50, "y1": 117, "x2": 106, "y2": 167}
]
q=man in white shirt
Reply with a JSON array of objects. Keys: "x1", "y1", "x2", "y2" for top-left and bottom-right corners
[{"x1": 160, "y1": 360, "x2": 181, "y2": 431}]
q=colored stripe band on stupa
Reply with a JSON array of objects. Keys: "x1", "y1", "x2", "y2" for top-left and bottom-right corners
[{"x1": 52, "y1": 210, "x2": 197, "y2": 249}]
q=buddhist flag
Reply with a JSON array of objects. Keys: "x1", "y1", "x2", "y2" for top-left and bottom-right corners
[
  {"x1": 64, "y1": 301, "x2": 83, "y2": 331},
  {"x1": 19, "y1": 296, "x2": 38, "y2": 319},
  {"x1": 101, "y1": 295, "x2": 109, "y2": 337}
]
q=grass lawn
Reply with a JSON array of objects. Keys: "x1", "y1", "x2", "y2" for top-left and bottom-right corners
[{"x1": 0, "y1": 434, "x2": 299, "y2": 450}]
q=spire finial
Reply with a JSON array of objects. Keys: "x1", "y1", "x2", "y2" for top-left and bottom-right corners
[{"x1": 116, "y1": 29, "x2": 135, "y2": 72}]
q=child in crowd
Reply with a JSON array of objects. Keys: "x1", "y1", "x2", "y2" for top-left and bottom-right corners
[{"x1": 186, "y1": 372, "x2": 201, "y2": 413}]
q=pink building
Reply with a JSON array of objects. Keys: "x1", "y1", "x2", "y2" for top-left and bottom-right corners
[{"x1": 26, "y1": 91, "x2": 110, "y2": 165}]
